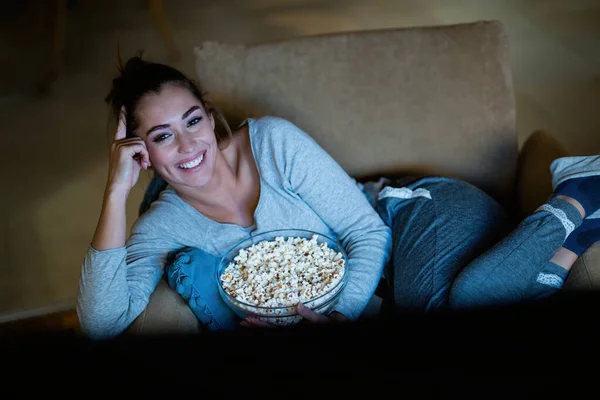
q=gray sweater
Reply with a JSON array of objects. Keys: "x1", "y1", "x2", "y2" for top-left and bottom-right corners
[{"x1": 77, "y1": 116, "x2": 392, "y2": 339}]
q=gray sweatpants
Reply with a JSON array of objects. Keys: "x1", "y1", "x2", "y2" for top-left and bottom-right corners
[{"x1": 375, "y1": 176, "x2": 583, "y2": 311}]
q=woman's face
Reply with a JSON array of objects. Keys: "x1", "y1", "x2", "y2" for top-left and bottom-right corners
[{"x1": 134, "y1": 83, "x2": 217, "y2": 190}]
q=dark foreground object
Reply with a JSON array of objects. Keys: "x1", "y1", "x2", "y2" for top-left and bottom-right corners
[{"x1": 2, "y1": 291, "x2": 599, "y2": 397}]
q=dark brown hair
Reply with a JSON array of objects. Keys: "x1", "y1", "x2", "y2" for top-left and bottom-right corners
[{"x1": 105, "y1": 52, "x2": 232, "y2": 142}]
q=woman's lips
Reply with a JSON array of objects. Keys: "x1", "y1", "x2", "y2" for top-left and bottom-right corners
[
  {"x1": 177, "y1": 151, "x2": 205, "y2": 166},
  {"x1": 176, "y1": 151, "x2": 206, "y2": 172}
]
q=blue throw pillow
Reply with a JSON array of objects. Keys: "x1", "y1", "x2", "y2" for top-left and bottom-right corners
[{"x1": 165, "y1": 247, "x2": 239, "y2": 331}]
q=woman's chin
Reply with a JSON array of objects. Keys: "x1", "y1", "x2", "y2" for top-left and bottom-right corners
[{"x1": 173, "y1": 170, "x2": 212, "y2": 189}]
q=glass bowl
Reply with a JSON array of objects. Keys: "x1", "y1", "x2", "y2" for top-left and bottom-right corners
[{"x1": 216, "y1": 229, "x2": 348, "y2": 326}]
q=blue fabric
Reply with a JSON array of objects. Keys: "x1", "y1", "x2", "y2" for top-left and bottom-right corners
[
  {"x1": 562, "y1": 217, "x2": 600, "y2": 256},
  {"x1": 375, "y1": 177, "x2": 583, "y2": 311},
  {"x1": 165, "y1": 247, "x2": 239, "y2": 331},
  {"x1": 554, "y1": 176, "x2": 600, "y2": 218}
]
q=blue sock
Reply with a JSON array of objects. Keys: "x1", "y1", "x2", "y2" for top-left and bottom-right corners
[
  {"x1": 562, "y1": 218, "x2": 600, "y2": 256},
  {"x1": 554, "y1": 176, "x2": 600, "y2": 217}
]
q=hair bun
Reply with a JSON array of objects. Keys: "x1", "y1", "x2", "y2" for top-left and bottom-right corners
[
  {"x1": 105, "y1": 53, "x2": 148, "y2": 116},
  {"x1": 120, "y1": 55, "x2": 148, "y2": 78}
]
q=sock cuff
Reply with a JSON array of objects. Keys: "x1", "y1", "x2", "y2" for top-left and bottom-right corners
[
  {"x1": 536, "y1": 272, "x2": 565, "y2": 289},
  {"x1": 536, "y1": 197, "x2": 582, "y2": 240},
  {"x1": 536, "y1": 262, "x2": 569, "y2": 289}
]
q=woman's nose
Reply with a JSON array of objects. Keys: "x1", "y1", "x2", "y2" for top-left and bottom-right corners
[{"x1": 177, "y1": 133, "x2": 195, "y2": 153}]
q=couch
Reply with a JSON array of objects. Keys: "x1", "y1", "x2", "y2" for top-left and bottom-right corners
[{"x1": 126, "y1": 20, "x2": 600, "y2": 335}]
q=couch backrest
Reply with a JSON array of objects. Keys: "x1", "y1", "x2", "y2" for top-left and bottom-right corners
[{"x1": 194, "y1": 21, "x2": 517, "y2": 205}]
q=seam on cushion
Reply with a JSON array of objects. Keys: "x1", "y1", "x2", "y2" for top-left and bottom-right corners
[
  {"x1": 137, "y1": 308, "x2": 147, "y2": 333},
  {"x1": 581, "y1": 252, "x2": 593, "y2": 288}
]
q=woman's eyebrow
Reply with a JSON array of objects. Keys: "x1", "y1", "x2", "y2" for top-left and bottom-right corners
[
  {"x1": 182, "y1": 106, "x2": 200, "y2": 120},
  {"x1": 146, "y1": 124, "x2": 169, "y2": 136},
  {"x1": 146, "y1": 106, "x2": 201, "y2": 136}
]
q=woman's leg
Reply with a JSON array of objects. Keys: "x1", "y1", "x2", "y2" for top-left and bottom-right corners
[
  {"x1": 375, "y1": 176, "x2": 512, "y2": 311},
  {"x1": 448, "y1": 196, "x2": 583, "y2": 308},
  {"x1": 449, "y1": 155, "x2": 600, "y2": 307}
]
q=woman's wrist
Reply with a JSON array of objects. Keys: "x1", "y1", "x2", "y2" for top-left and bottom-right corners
[
  {"x1": 104, "y1": 185, "x2": 130, "y2": 203},
  {"x1": 92, "y1": 187, "x2": 129, "y2": 251}
]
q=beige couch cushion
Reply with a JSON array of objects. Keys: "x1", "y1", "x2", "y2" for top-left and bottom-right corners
[
  {"x1": 195, "y1": 20, "x2": 518, "y2": 205},
  {"x1": 126, "y1": 279, "x2": 200, "y2": 335},
  {"x1": 564, "y1": 243, "x2": 600, "y2": 291}
]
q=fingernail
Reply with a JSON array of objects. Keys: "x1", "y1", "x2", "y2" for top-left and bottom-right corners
[{"x1": 297, "y1": 303, "x2": 304, "y2": 310}]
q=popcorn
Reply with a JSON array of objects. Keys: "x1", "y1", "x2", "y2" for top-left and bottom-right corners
[{"x1": 220, "y1": 235, "x2": 346, "y2": 325}]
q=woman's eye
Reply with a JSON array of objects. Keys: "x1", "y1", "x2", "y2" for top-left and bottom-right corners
[
  {"x1": 188, "y1": 116, "x2": 202, "y2": 127},
  {"x1": 154, "y1": 133, "x2": 171, "y2": 143}
]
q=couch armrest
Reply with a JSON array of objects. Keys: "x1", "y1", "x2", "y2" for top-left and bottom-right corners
[
  {"x1": 564, "y1": 243, "x2": 600, "y2": 291},
  {"x1": 517, "y1": 130, "x2": 569, "y2": 218},
  {"x1": 125, "y1": 279, "x2": 201, "y2": 335}
]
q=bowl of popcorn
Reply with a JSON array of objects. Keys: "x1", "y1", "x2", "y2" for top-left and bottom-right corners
[{"x1": 216, "y1": 229, "x2": 348, "y2": 326}]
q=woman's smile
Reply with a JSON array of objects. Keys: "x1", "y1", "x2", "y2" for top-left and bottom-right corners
[{"x1": 176, "y1": 150, "x2": 207, "y2": 173}]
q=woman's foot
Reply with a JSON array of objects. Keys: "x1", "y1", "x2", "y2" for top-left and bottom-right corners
[
  {"x1": 562, "y1": 217, "x2": 600, "y2": 257},
  {"x1": 551, "y1": 155, "x2": 600, "y2": 218},
  {"x1": 554, "y1": 176, "x2": 600, "y2": 218}
]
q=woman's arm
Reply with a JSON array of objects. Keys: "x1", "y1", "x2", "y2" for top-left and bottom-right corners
[
  {"x1": 78, "y1": 108, "x2": 161, "y2": 339},
  {"x1": 77, "y1": 231, "x2": 174, "y2": 339},
  {"x1": 266, "y1": 117, "x2": 392, "y2": 321},
  {"x1": 92, "y1": 107, "x2": 150, "y2": 251}
]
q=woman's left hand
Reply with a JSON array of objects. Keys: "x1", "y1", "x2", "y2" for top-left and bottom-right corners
[
  {"x1": 240, "y1": 315, "x2": 275, "y2": 328},
  {"x1": 296, "y1": 303, "x2": 348, "y2": 323}
]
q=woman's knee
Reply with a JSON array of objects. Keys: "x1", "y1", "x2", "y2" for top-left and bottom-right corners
[{"x1": 448, "y1": 273, "x2": 485, "y2": 309}]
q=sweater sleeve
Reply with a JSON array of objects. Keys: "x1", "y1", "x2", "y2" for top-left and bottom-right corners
[
  {"x1": 267, "y1": 117, "x2": 392, "y2": 320},
  {"x1": 76, "y1": 230, "x2": 178, "y2": 340}
]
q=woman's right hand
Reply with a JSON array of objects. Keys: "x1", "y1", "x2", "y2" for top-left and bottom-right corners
[{"x1": 105, "y1": 107, "x2": 151, "y2": 196}]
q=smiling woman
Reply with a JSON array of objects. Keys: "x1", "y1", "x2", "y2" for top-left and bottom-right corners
[{"x1": 77, "y1": 54, "x2": 392, "y2": 339}]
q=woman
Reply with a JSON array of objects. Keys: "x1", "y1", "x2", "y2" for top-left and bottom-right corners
[{"x1": 78, "y1": 56, "x2": 600, "y2": 339}]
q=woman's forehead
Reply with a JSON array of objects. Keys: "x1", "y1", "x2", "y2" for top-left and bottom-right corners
[{"x1": 137, "y1": 85, "x2": 202, "y2": 120}]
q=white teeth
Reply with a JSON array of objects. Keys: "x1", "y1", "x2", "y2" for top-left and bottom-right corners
[{"x1": 178, "y1": 153, "x2": 204, "y2": 169}]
